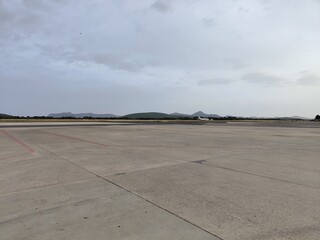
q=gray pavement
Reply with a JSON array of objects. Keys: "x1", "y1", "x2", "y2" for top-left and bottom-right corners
[{"x1": 0, "y1": 122, "x2": 320, "y2": 239}]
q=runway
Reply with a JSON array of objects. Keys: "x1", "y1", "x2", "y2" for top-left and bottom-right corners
[{"x1": 0, "y1": 122, "x2": 319, "y2": 239}]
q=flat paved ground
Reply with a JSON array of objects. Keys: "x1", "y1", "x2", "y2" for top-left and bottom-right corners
[{"x1": 0, "y1": 122, "x2": 319, "y2": 240}]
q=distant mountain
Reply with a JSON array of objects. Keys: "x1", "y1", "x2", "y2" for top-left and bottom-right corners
[
  {"x1": 191, "y1": 111, "x2": 221, "y2": 118},
  {"x1": 122, "y1": 111, "x2": 224, "y2": 119},
  {"x1": 169, "y1": 112, "x2": 190, "y2": 116},
  {"x1": 48, "y1": 112, "x2": 118, "y2": 118},
  {"x1": 123, "y1": 112, "x2": 175, "y2": 119}
]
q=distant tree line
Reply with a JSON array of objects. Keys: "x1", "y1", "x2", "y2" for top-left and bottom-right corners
[{"x1": 2, "y1": 114, "x2": 320, "y2": 121}]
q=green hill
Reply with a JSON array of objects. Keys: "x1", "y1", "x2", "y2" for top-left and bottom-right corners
[
  {"x1": 122, "y1": 112, "x2": 177, "y2": 119},
  {"x1": 0, "y1": 113, "x2": 14, "y2": 119}
]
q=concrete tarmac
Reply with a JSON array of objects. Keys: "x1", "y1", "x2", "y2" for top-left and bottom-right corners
[{"x1": 0, "y1": 122, "x2": 319, "y2": 239}]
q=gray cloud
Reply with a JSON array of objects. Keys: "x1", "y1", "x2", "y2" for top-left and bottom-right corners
[
  {"x1": 151, "y1": 0, "x2": 171, "y2": 13},
  {"x1": 82, "y1": 53, "x2": 145, "y2": 72},
  {"x1": 0, "y1": 0, "x2": 10, "y2": 22},
  {"x1": 242, "y1": 73, "x2": 284, "y2": 85},
  {"x1": 223, "y1": 58, "x2": 250, "y2": 69},
  {"x1": 297, "y1": 74, "x2": 320, "y2": 85},
  {"x1": 198, "y1": 78, "x2": 233, "y2": 86},
  {"x1": 37, "y1": 44, "x2": 147, "y2": 72},
  {"x1": 0, "y1": 1, "x2": 54, "y2": 26},
  {"x1": 0, "y1": 0, "x2": 63, "y2": 42},
  {"x1": 202, "y1": 17, "x2": 217, "y2": 28}
]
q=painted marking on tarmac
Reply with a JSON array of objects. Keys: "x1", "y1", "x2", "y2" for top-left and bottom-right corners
[
  {"x1": 39, "y1": 130, "x2": 109, "y2": 147},
  {"x1": 1, "y1": 130, "x2": 34, "y2": 153}
]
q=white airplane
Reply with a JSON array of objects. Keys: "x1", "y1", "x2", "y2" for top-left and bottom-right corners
[{"x1": 198, "y1": 116, "x2": 210, "y2": 121}]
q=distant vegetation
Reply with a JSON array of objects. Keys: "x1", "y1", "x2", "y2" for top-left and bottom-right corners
[
  {"x1": 0, "y1": 114, "x2": 52, "y2": 119},
  {"x1": 123, "y1": 112, "x2": 179, "y2": 119},
  {"x1": 0, "y1": 111, "x2": 315, "y2": 121},
  {"x1": 0, "y1": 113, "x2": 13, "y2": 119}
]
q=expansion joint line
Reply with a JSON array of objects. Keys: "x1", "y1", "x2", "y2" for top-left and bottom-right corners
[
  {"x1": 35, "y1": 144, "x2": 224, "y2": 240},
  {"x1": 100, "y1": 175, "x2": 224, "y2": 240}
]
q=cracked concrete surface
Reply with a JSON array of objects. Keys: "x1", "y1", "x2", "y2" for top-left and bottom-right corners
[{"x1": 0, "y1": 122, "x2": 319, "y2": 239}]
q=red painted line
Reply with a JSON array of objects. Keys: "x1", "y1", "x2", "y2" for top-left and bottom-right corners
[
  {"x1": 1, "y1": 130, "x2": 34, "y2": 153},
  {"x1": 40, "y1": 130, "x2": 109, "y2": 147}
]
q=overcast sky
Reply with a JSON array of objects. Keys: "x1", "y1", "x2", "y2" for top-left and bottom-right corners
[{"x1": 0, "y1": 0, "x2": 319, "y2": 117}]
